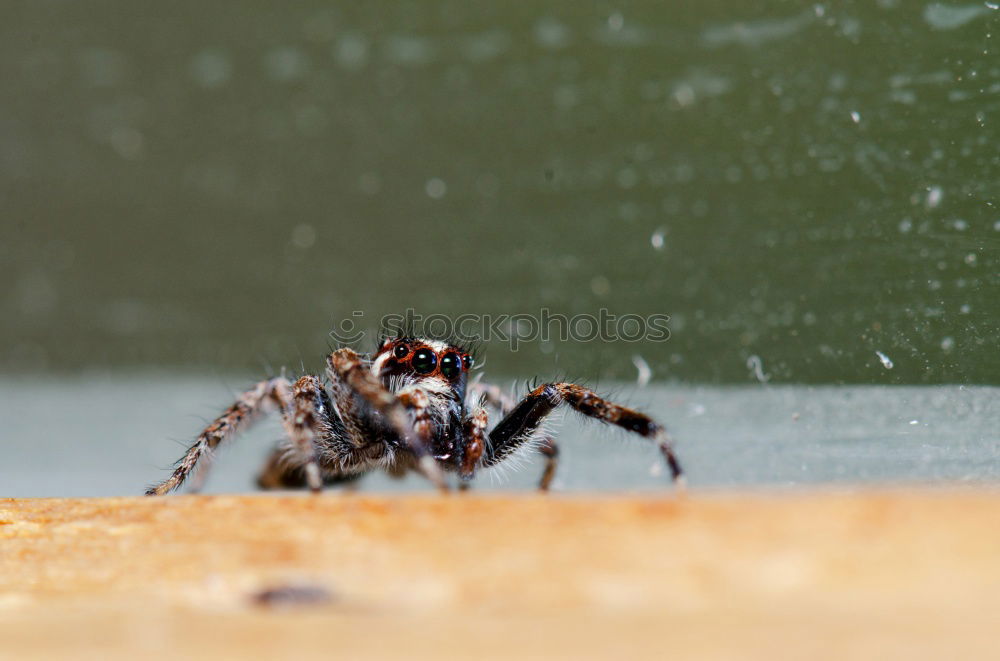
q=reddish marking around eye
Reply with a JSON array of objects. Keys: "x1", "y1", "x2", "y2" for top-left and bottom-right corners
[{"x1": 383, "y1": 340, "x2": 471, "y2": 379}]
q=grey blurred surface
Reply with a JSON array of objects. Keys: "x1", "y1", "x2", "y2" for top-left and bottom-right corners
[
  {"x1": 2, "y1": 2, "x2": 998, "y2": 384},
  {"x1": 2, "y1": 375, "x2": 996, "y2": 497}
]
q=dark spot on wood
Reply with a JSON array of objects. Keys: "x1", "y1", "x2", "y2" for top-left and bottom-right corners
[{"x1": 251, "y1": 584, "x2": 334, "y2": 608}]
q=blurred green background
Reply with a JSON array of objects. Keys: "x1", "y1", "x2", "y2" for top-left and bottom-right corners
[{"x1": 2, "y1": 1, "x2": 997, "y2": 383}]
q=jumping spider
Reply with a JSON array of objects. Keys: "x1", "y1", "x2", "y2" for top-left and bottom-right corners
[{"x1": 146, "y1": 334, "x2": 684, "y2": 495}]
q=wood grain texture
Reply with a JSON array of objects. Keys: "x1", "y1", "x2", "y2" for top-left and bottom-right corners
[{"x1": 2, "y1": 490, "x2": 999, "y2": 660}]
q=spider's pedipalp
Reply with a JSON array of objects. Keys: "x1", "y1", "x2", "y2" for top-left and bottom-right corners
[
  {"x1": 396, "y1": 386, "x2": 434, "y2": 442},
  {"x1": 461, "y1": 405, "x2": 488, "y2": 479}
]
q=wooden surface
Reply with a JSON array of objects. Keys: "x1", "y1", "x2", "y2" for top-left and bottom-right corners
[{"x1": 2, "y1": 490, "x2": 999, "y2": 660}]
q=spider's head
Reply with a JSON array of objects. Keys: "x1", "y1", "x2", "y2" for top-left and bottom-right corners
[{"x1": 372, "y1": 336, "x2": 474, "y2": 397}]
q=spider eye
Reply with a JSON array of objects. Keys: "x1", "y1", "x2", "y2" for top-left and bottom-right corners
[
  {"x1": 462, "y1": 355, "x2": 473, "y2": 371},
  {"x1": 440, "y1": 352, "x2": 462, "y2": 379},
  {"x1": 411, "y1": 348, "x2": 437, "y2": 374},
  {"x1": 393, "y1": 343, "x2": 409, "y2": 359}
]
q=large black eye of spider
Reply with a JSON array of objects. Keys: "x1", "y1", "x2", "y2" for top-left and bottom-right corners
[
  {"x1": 411, "y1": 348, "x2": 437, "y2": 374},
  {"x1": 440, "y1": 352, "x2": 462, "y2": 379},
  {"x1": 393, "y1": 343, "x2": 409, "y2": 359}
]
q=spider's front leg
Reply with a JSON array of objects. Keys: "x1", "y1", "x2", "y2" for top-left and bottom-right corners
[
  {"x1": 469, "y1": 381, "x2": 560, "y2": 490},
  {"x1": 484, "y1": 383, "x2": 684, "y2": 486},
  {"x1": 326, "y1": 348, "x2": 449, "y2": 491}
]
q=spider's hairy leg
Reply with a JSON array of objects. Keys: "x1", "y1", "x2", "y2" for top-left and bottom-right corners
[
  {"x1": 326, "y1": 348, "x2": 449, "y2": 491},
  {"x1": 469, "y1": 380, "x2": 561, "y2": 491},
  {"x1": 279, "y1": 375, "x2": 328, "y2": 492},
  {"x1": 145, "y1": 377, "x2": 293, "y2": 496},
  {"x1": 485, "y1": 383, "x2": 684, "y2": 486}
]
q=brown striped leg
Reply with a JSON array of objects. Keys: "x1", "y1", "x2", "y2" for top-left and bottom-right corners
[
  {"x1": 145, "y1": 377, "x2": 293, "y2": 496},
  {"x1": 469, "y1": 381, "x2": 561, "y2": 491},
  {"x1": 327, "y1": 348, "x2": 448, "y2": 491},
  {"x1": 486, "y1": 383, "x2": 683, "y2": 486}
]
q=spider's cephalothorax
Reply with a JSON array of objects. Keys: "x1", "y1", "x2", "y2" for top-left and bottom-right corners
[
  {"x1": 370, "y1": 336, "x2": 477, "y2": 474},
  {"x1": 145, "y1": 333, "x2": 683, "y2": 496}
]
